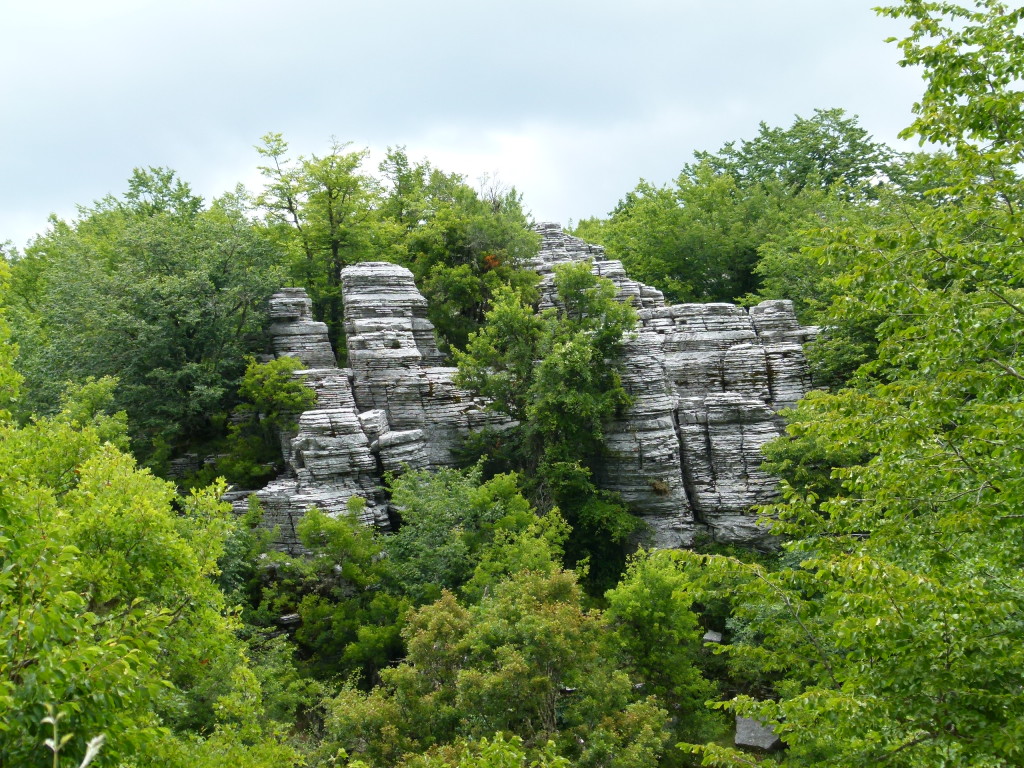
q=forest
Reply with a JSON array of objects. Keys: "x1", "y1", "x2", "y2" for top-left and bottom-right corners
[{"x1": 1, "y1": 1, "x2": 1023, "y2": 766}]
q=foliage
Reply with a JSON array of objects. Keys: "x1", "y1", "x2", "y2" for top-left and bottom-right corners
[
  {"x1": 379, "y1": 148, "x2": 541, "y2": 352},
  {"x1": 0, "y1": 368, "x2": 297, "y2": 766},
  {"x1": 451, "y1": 288, "x2": 545, "y2": 424},
  {"x1": 691, "y1": 107, "x2": 904, "y2": 196},
  {"x1": 257, "y1": 134, "x2": 381, "y2": 353},
  {"x1": 684, "y1": 2, "x2": 1024, "y2": 765},
  {"x1": 575, "y1": 110, "x2": 903, "y2": 304},
  {"x1": 455, "y1": 262, "x2": 639, "y2": 592},
  {"x1": 0, "y1": 260, "x2": 23, "y2": 419},
  {"x1": 460, "y1": 508, "x2": 569, "y2": 604},
  {"x1": 456, "y1": 260, "x2": 636, "y2": 466},
  {"x1": 383, "y1": 733, "x2": 569, "y2": 768},
  {"x1": 248, "y1": 505, "x2": 408, "y2": 686},
  {"x1": 6, "y1": 170, "x2": 284, "y2": 462},
  {"x1": 604, "y1": 551, "x2": 724, "y2": 751},
  {"x1": 197, "y1": 356, "x2": 316, "y2": 488},
  {"x1": 13, "y1": 3, "x2": 1024, "y2": 763},
  {"x1": 256, "y1": 141, "x2": 539, "y2": 356},
  {"x1": 747, "y1": 149, "x2": 970, "y2": 388},
  {"x1": 323, "y1": 569, "x2": 673, "y2": 768},
  {"x1": 236, "y1": 356, "x2": 317, "y2": 430},
  {"x1": 384, "y1": 466, "x2": 538, "y2": 605}
]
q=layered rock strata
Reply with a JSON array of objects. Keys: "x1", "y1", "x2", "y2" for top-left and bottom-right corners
[
  {"x1": 529, "y1": 224, "x2": 814, "y2": 546},
  {"x1": 234, "y1": 292, "x2": 388, "y2": 553},
  {"x1": 530, "y1": 221, "x2": 666, "y2": 311},
  {"x1": 341, "y1": 262, "x2": 512, "y2": 472},
  {"x1": 244, "y1": 224, "x2": 814, "y2": 551},
  {"x1": 266, "y1": 287, "x2": 337, "y2": 369},
  {"x1": 242, "y1": 277, "x2": 508, "y2": 552}
]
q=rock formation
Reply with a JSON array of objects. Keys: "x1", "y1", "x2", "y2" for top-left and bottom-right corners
[
  {"x1": 236, "y1": 272, "x2": 507, "y2": 553},
  {"x1": 234, "y1": 292, "x2": 389, "y2": 551},
  {"x1": 241, "y1": 224, "x2": 815, "y2": 552},
  {"x1": 341, "y1": 262, "x2": 509, "y2": 474},
  {"x1": 531, "y1": 223, "x2": 814, "y2": 546}
]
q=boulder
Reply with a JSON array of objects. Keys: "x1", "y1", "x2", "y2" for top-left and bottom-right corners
[{"x1": 735, "y1": 715, "x2": 783, "y2": 751}]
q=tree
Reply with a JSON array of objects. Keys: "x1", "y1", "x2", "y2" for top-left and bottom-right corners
[
  {"x1": 0, "y1": 369, "x2": 298, "y2": 766},
  {"x1": 378, "y1": 147, "x2": 541, "y2": 352},
  {"x1": 256, "y1": 140, "x2": 540, "y2": 355},
  {"x1": 194, "y1": 356, "x2": 317, "y2": 489},
  {"x1": 747, "y1": 182, "x2": 923, "y2": 388},
  {"x1": 383, "y1": 466, "x2": 537, "y2": 605},
  {"x1": 575, "y1": 110, "x2": 904, "y2": 304},
  {"x1": 684, "y1": 2, "x2": 1024, "y2": 765},
  {"x1": 691, "y1": 108, "x2": 904, "y2": 196},
  {"x1": 380, "y1": 733, "x2": 569, "y2": 768},
  {"x1": 251, "y1": 503, "x2": 408, "y2": 686},
  {"x1": 7, "y1": 170, "x2": 284, "y2": 463},
  {"x1": 454, "y1": 262, "x2": 639, "y2": 592},
  {"x1": 323, "y1": 569, "x2": 672, "y2": 768},
  {"x1": 456, "y1": 261, "x2": 635, "y2": 463},
  {"x1": 257, "y1": 133, "x2": 381, "y2": 351},
  {"x1": 604, "y1": 551, "x2": 723, "y2": 753}
]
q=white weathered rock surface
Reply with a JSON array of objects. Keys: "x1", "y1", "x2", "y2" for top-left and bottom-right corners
[
  {"x1": 531, "y1": 222, "x2": 666, "y2": 311},
  {"x1": 240, "y1": 224, "x2": 815, "y2": 552},
  {"x1": 341, "y1": 262, "x2": 512, "y2": 471},
  {"x1": 228, "y1": 291, "x2": 389, "y2": 552},
  {"x1": 527, "y1": 225, "x2": 814, "y2": 545},
  {"x1": 267, "y1": 288, "x2": 337, "y2": 369}
]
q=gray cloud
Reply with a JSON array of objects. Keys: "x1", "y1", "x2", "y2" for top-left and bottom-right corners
[{"x1": 2, "y1": 0, "x2": 923, "y2": 248}]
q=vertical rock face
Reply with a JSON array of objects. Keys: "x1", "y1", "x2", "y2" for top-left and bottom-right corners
[
  {"x1": 243, "y1": 225, "x2": 815, "y2": 552},
  {"x1": 527, "y1": 224, "x2": 815, "y2": 546},
  {"x1": 530, "y1": 222, "x2": 666, "y2": 311},
  {"x1": 237, "y1": 292, "x2": 388, "y2": 553},
  {"x1": 242, "y1": 271, "x2": 508, "y2": 552},
  {"x1": 266, "y1": 288, "x2": 338, "y2": 369},
  {"x1": 600, "y1": 328, "x2": 698, "y2": 548},
  {"x1": 341, "y1": 262, "x2": 511, "y2": 472}
]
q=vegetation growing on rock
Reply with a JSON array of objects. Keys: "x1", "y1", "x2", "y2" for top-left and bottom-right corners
[{"x1": 2, "y1": 2, "x2": 1023, "y2": 765}]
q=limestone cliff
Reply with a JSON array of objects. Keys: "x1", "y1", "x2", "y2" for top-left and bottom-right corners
[{"x1": 240, "y1": 224, "x2": 814, "y2": 552}]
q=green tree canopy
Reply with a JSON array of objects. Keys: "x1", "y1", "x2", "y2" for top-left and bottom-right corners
[
  {"x1": 0, "y1": 370, "x2": 297, "y2": 766},
  {"x1": 6, "y1": 169, "x2": 284, "y2": 463},
  {"x1": 574, "y1": 109, "x2": 905, "y2": 304},
  {"x1": 685, "y1": 2, "x2": 1024, "y2": 765},
  {"x1": 378, "y1": 147, "x2": 540, "y2": 351},
  {"x1": 691, "y1": 107, "x2": 905, "y2": 195},
  {"x1": 383, "y1": 466, "x2": 538, "y2": 605},
  {"x1": 256, "y1": 140, "x2": 539, "y2": 355},
  {"x1": 323, "y1": 569, "x2": 672, "y2": 768},
  {"x1": 455, "y1": 261, "x2": 639, "y2": 591},
  {"x1": 257, "y1": 134, "x2": 382, "y2": 351}
]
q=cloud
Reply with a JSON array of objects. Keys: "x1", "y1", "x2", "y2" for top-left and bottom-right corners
[{"x1": 1, "y1": 0, "x2": 924, "y2": 249}]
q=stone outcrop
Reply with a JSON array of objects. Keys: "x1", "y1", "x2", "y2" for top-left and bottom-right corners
[
  {"x1": 530, "y1": 224, "x2": 814, "y2": 547},
  {"x1": 230, "y1": 291, "x2": 388, "y2": 552},
  {"x1": 266, "y1": 287, "x2": 337, "y2": 369},
  {"x1": 530, "y1": 221, "x2": 666, "y2": 311},
  {"x1": 735, "y1": 716, "x2": 783, "y2": 751},
  {"x1": 238, "y1": 277, "x2": 507, "y2": 553},
  {"x1": 341, "y1": 262, "x2": 509, "y2": 473},
  {"x1": 241, "y1": 224, "x2": 815, "y2": 552}
]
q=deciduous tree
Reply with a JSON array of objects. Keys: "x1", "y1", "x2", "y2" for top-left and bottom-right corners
[
  {"x1": 7, "y1": 170, "x2": 284, "y2": 462},
  {"x1": 685, "y1": 3, "x2": 1024, "y2": 765}
]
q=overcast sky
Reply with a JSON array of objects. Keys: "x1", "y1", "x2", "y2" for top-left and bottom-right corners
[{"x1": 1, "y1": 0, "x2": 925, "y2": 250}]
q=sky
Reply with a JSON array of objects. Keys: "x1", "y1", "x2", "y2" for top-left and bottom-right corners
[{"x1": 1, "y1": 0, "x2": 925, "y2": 250}]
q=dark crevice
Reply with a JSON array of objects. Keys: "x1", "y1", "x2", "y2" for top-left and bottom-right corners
[{"x1": 673, "y1": 407, "x2": 704, "y2": 525}]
